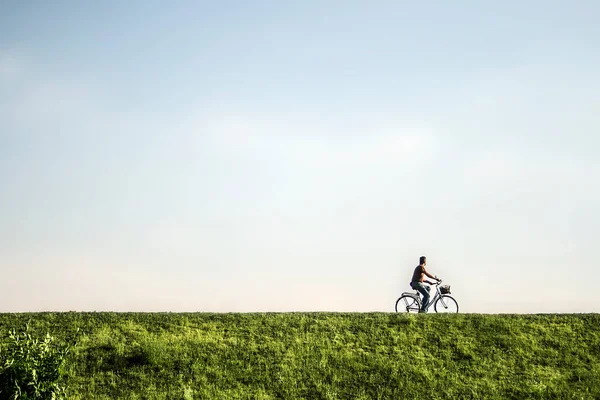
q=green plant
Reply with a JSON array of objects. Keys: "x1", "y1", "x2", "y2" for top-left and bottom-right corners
[
  {"x1": 0, "y1": 323, "x2": 71, "y2": 400},
  {"x1": 1, "y1": 312, "x2": 600, "y2": 399}
]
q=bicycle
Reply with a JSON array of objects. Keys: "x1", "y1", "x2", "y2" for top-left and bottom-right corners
[{"x1": 395, "y1": 280, "x2": 459, "y2": 313}]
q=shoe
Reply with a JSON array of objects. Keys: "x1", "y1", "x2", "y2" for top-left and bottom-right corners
[{"x1": 418, "y1": 310, "x2": 427, "y2": 313}]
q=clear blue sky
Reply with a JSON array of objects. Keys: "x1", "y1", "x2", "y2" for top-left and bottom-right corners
[{"x1": 1, "y1": 1, "x2": 599, "y2": 312}]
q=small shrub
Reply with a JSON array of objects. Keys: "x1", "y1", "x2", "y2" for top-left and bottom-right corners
[{"x1": 0, "y1": 323, "x2": 71, "y2": 400}]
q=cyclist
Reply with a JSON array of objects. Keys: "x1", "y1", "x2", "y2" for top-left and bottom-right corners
[{"x1": 410, "y1": 256, "x2": 441, "y2": 313}]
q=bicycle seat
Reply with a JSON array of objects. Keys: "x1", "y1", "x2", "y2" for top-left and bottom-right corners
[{"x1": 401, "y1": 291, "x2": 419, "y2": 297}]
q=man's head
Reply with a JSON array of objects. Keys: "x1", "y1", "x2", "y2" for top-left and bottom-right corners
[{"x1": 420, "y1": 256, "x2": 426, "y2": 265}]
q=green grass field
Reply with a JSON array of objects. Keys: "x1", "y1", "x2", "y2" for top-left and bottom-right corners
[{"x1": 1, "y1": 312, "x2": 599, "y2": 399}]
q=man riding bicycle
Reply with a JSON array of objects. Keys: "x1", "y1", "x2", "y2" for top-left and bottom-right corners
[{"x1": 410, "y1": 256, "x2": 441, "y2": 313}]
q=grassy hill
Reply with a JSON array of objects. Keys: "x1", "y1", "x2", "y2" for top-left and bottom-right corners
[{"x1": 0, "y1": 312, "x2": 599, "y2": 399}]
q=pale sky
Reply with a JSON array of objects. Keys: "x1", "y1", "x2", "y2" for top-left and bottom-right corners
[{"x1": 1, "y1": 1, "x2": 599, "y2": 313}]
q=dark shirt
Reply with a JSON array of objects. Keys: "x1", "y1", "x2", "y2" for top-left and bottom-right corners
[{"x1": 411, "y1": 265, "x2": 425, "y2": 283}]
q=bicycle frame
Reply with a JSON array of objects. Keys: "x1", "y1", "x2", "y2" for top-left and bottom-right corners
[
  {"x1": 422, "y1": 289, "x2": 441, "y2": 310},
  {"x1": 413, "y1": 283, "x2": 450, "y2": 310}
]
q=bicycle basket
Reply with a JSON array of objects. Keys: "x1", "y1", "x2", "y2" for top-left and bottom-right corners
[{"x1": 440, "y1": 285, "x2": 451, "y2": 294}]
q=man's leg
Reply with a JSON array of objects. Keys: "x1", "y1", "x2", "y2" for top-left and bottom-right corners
[{"x1": 413, "y1": 282, "x2": 430, "y2": 312}]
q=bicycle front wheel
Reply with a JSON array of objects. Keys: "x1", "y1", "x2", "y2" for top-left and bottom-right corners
[
  {"x1": 433, "y1": 295, "x2": 459, "y2": 313},
  {"x1": 395, "y1": 295, "x2": 420, "y2": 313}
]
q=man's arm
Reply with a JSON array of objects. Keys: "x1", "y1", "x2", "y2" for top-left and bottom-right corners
[{"x1": 423, "y1": 268, "x2": 441, "y2": 283}]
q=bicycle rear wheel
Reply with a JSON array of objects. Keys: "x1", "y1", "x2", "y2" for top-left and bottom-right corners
[
  {"x1": 433, "y1": 295, "x2": 459, "y2": 313},
  {"x1": 395, "y1": 295, "x2": 420, "y2": 313}
]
